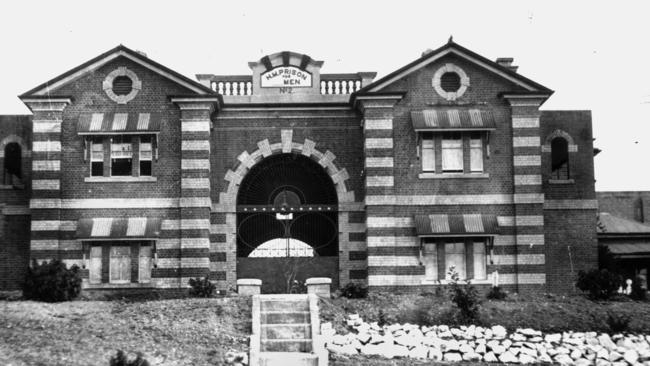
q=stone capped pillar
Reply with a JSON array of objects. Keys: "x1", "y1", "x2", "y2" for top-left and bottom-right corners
[
  {"x1": 172, "y1": 97, "x2": 219, "y2": 286},
  {"x1": 505, "y1": 95, "x2": 547, "y2": 292},
  {"x1": 356, "y1": 95, "x2": 403, "y2": 289},
  {"x1": 21, "y1": 98, "x2": 71, "y2": 264}
]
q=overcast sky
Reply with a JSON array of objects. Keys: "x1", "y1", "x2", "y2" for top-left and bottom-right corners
[{"x1": 1, "y1": 1, "x2": 648, "y2": 191}]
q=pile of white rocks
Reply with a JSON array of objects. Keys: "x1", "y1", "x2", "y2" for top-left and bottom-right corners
[{"x1": 321, "y1": 314, "x2": 650, "y2": 365}]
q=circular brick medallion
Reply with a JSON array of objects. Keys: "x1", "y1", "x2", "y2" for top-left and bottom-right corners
[{"x1": 102, "y1": 67, "x2": 142, "y2": 104}]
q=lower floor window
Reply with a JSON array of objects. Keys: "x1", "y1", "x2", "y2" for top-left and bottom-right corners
[
  {"x1": 86, "y1": 241, "x2": 153, "y2": 284},
  {"x1": 421, "y1": 238, "x2": 488, "y2": 281}
]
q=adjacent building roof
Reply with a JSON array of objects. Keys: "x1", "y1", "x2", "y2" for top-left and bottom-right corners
[{"x1": 598, "y1": 212, "x2": 650, "y2": 235}]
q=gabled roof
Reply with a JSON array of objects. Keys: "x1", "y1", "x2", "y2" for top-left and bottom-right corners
[
  {"x1": 20, "y1": 45, "x2": 216, "y2": 98},
  {"x1": 356, "y1": 40, "x2": 553, "y2": 95},
  {"x1": 598, "y1": 213, "x2": 650, "y2": 235}
]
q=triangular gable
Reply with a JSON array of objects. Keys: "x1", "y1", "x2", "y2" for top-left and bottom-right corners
[
  {"x1": 20, "y1": 45, "x2": 215, "y2": 97},
  {"x1": 357, "y1": 40, "x2": 553, "y2": 95}
]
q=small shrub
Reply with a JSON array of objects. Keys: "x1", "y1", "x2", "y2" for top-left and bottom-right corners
[
  {"x1": 629, "y1": 276, "x2": 647, "y2": 301},
  {"x1": 290, "y1": 279, "x2": 306, "y2": 294},
  {"x1": 109, "y1": 350, "x2": 150, "y2": 366},
  {"x1": 23, "y1": 259, "x2": 81, "y2": 302},
  {"x1": 339, "y1": 282, "x2": 368, "y2": 299},
  {"x1": 447, "y1": 266, "x2": 481, "y2": 323},
  {"x1": 377, "y1": 309, "x2": 389, "y2": 327},
  {"x1": 486, "y1": 286, "x2": 508, "y2": 300},
  {"x1": 188, "y1": 276, "x2": 215, "y2": 298},
  {"x1": 575, "y1": 269, "x2": 624, "y2": 300},
  {"x1": 606, "y1": 311, "x2": 631, "y2": 333}
]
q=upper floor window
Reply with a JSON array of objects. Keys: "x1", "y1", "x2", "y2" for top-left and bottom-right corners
[
  {"x1": 420, "y1": 132, "x2": 487, "y2": 175},
  {"x1": 551, "y1": 137, "x2": 569, "y2": 180},
  {"x1": 3, "y1": 142, "x2": 22, "y2": 186},
  {"x1": 86, "y1": 135, "x2": 156, "y2": 179}
]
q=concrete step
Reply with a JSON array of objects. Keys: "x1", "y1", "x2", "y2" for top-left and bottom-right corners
[
  {"x1": 261, "y1": 323, "x2": 311, "y2": 340},
  {"x1": 261, "y1": 311, "x2": 310, "y2": 324},
  {"x1": 260, "y1": 299, "x2": 309, "y2": 312},
  {"x1": 257, "y1": 352, "x2": 318, "y2": 366},
  {"x1": 261, "y1": 339, "x2": 313, "y2": 352}
]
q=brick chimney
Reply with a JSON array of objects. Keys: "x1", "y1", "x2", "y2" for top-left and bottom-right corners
[{"x1": 496, "y1": 57, "x2": 518, "y2": 72}]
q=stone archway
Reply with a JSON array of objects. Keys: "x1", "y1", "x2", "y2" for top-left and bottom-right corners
[{"x1": 217, "y1": 129, "x2": 355, "y2": 293}]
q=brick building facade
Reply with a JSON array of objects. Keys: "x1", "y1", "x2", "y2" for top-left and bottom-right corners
[{"x1": 0, "y1": 41, "x2": 598, "y2": 293}]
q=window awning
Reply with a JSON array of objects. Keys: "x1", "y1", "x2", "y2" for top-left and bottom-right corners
[
  {"x1": 77, "y1": 113, "x2": 160, "y2": 135},
  {"x1": 414, "y1": 214, "x2": 499, "y2": 237},
  {"x1": 605, "y1": 243, "x2": 650, "y2": 257},
  {"x1": 411, "y1": 109, "x2": 496, "y2": 132},
  {"x1": 76, "y1": 217, "x2": 162, "y2": 239}
]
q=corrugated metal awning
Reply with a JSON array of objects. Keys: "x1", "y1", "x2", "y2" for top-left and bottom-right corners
[
  {"x1": 77, "y1": 113, "x2": 160, "y2": 134},
  {"x1": 411, "y1": 109, "x2": 496, "y2": 131},
  {"x1": 414, "y1": 214, "x2": 499, "y2": 236},
  {"x1": 76, "y1": 217, "x2": 162, "y2": 239}
]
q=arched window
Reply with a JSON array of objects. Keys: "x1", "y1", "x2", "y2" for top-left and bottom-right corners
[
  {"x1": 3, "y1": 142, "x2": 22, "y2": 186},
  {"x1": 551, "y1": 137, "x2": 569, "y2": 180}
]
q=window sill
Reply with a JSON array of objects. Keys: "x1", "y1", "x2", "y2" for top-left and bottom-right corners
[
  {"x1": 85, "y1": 176, "x2": 157, "y2": 183},
  {"x1": 418, "y1": 172, "x2": 489, "y2": 179},
  {"x1": 549, "y1": 179, "x2": 575, "y2": 185},
  {"x1": 421, "y1": 278, "x2": 492, "y2": 285}
]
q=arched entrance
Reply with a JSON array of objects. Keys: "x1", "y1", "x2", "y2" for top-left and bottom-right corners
[{"x1": 236, "y1": 153, "x2": 339, "y2": 293}]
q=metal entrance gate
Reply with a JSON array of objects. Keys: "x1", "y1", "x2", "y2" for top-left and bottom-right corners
[{"x1": 236, "y1": 153, "x2": 339, "y2": 293}]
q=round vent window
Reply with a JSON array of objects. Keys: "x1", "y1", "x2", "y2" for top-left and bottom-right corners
[
  {"x1": 112, "y1": 76, "x2": 133, "y2": 96},
  {"x1": 432, "y1": 64, "x2": 469, "y2": 101},
  {"x1": 440, "y1": 72, "x2": 461, "y2": 92},
  {"x1": 103, "y1": 67, "x2": 142, "y2": 104}
]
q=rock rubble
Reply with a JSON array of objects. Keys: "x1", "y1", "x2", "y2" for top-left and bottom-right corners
[{"x1": 322, "y1": 315, "x2": 650, "y2": 365}]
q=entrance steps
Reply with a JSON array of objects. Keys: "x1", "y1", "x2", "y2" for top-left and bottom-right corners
[{"x1": 250, "y1": 294, "x2": 327, "y2": 366}]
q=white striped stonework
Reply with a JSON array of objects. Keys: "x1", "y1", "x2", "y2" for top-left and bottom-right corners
[
  {"x1": 516, "y1": 234, "x2": 545, "y2": 246},
  {"x1": 368, "y1": 275, "x2": 422, "y2": 286},
  {"x1": 512, "y1": 117, "x2": 539, "y2": 128},
  {"x1": 179, "y1": 197, "x2": 212, "y2": 208},
  {"x1": 368, "y1": 256, "x2": 420, "y2": 267},
  {"x1": 31, "y1": 220, "x2": 77, "y2": 231},
  {"x1": 513, "y1": 193, "x2": 544, "y2": 204},
  {"x1": 181, "y1": 159, "x2": 210, "y2": 170},
  {"x1": 497, "y1": 216, "x2": 544, "y2": 227},
  {"x1": 32, "y1": 180, "x2": 60, "y2": 190},
  {"x1": 181, "y1": 121, "x2": 210, "y2": 132},
  {"x1": 367, "y1": 236, "x2": 418, "y2": 247},
  {"x1": 181, "y1": 140, "x2": 210, "y2": 151},
  {"x1": 30, "y1": 240, "x2": 59, "y2": 250},
  {"x1": 513, "y1": 155, "x2": 541, "y2": 166},
  {"x1": 32, "y1": 160, "x2": 60, "y2": 171},
  {"x1": 365, "y1": 157, "x2": 394, "y2": 168},
  {"x1": 500, "y1": 273, "x2": 546, "y2": 285},
  {"x1": 181, "y1": 178, "x2": 210, "y2": 190},
  {"x1": 366, "y1": 176, "x2": 394, "y2": 187},
  {"x1": 181, "y1": 258, "x2": 210, "y2": 268},
  {"x1": 339, "y1": 222, "x2": 365, "y2": 233},
  {"x1": 33, "y1": 121, "x2": 61, "y2": 133},
  {"x1": 157, "y1": 238, "x2": 180, "y2": 249},
  {"x1": 367, "y1": 217, "x2": 414, "y2": 228},
  {"x1": 180, "y1": 219, "x2": 211, "y2": 230},
  {"x1": 30, "y1": 198, "x2": 179, "y2": 209},
  {"x1": 366, "y1": 194, "x2": 513, "y2": 206},
  {"x1": 365, "y1": 138, "x2": 393, "y2": 149},
  {"x1": 513, "y1": 136, "x2": 540, "y2": 147},
  {"x1": 492, "y1": 254, "x2": 545, "y2": 266},
  {"x1": 347, "y1": 241, "x2": 367, "y2": 251},
  {"x1": 156, "y1": 259, "x2": 180, "y2": 268},
  {"x1": 180, "y1": 238, "x2": 210, "y2": 249},
  {"x1": 364, "y1": 119, "x2": 393, "y2": 130},
  {"x1": 544, "y1": 199, "x2": 598, "y2": 210},
  {"x1": 281, "y1": 129, "x2": 293, "y2": 153},
  {"x1": 514, "y1": 175, "x2": 542, "y2": 186}
]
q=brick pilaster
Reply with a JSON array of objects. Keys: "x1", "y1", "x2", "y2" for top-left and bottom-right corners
[
  {"x1": 357, "y1": 96, "x2": 402, "y2": 288},
  {"x1": 505, "y1": 96, "x2": 547, "y2": 292},
  {"x1": 22, "y1": 98, "x2": 71, "y2": 262},
  {"x1": 173, "y1": 98, "x2": 218, "y2": 286}
]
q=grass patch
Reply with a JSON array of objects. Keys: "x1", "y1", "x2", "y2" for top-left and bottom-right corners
[
  {"x1": 0, "y1": 297, "x2": 251, "y2": 366},
  {"x1": 320, "y1": 292, "x2": 650, "y2": 334}
]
